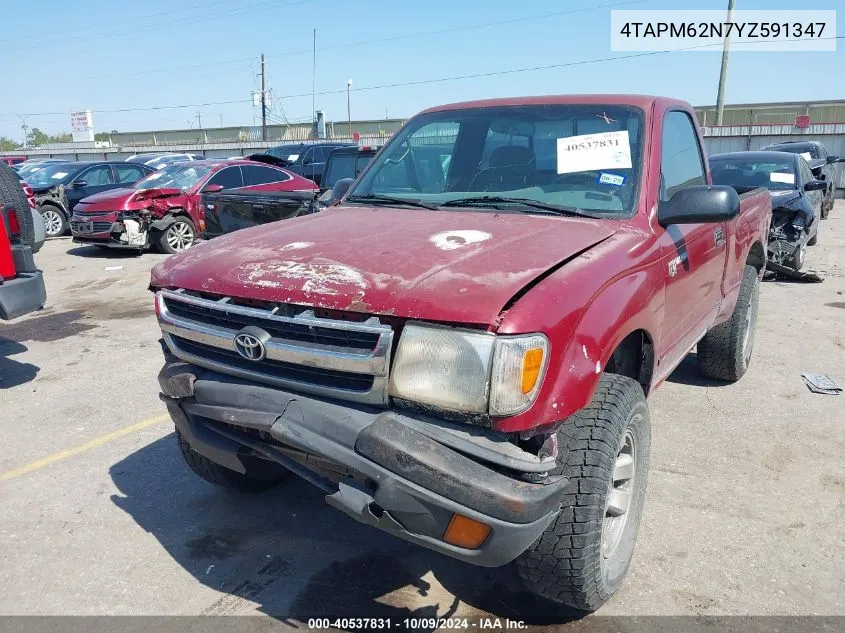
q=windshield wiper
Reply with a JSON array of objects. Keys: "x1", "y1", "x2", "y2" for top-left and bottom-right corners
[
  {"x1": 346, "y1": 193, "x2": 439, "y2": 210},
  {"x1": 438, "y1": 196, "x2": 600, "y2": 218}
]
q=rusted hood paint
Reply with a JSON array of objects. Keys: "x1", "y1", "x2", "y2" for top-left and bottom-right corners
[{"x1": 151, "y1": 206, "x2": 617, "y2": 325}]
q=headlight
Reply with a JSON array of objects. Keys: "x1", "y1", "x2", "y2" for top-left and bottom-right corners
[
  {"x1": 389, "y1": 323, "x2": 495, "y2": 413},
  {"x1": 389, "y1": 324, "x2": 549, "y2": 416},
  {"x1": 489, "y1": 334, "x2": 549, "y2": 416}
]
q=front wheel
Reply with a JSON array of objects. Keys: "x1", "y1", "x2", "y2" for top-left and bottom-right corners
[
  {"x1": 516, "y1": 374, "x2": 651, "y2": 612},
  {"x1": 177, "y1": 431, "x2": 290, "y2": 492},
  {"x1": 39, "y1": 205, "x2": 67, "y2": 238},
  {"x1": 820, "y1": 190, "x2": 832, "y2": 219},
  {"x1": 156, "y1": 217, "x2": 196, "y2": 254}
]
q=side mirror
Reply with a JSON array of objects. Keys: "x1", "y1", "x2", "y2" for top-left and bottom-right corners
[
  {"x1": 332, "y1": 178, "x2": 355, "y2": 202},
  {"x1": 203, "y1": 183, "x2": 224, "y2": 193},
  {"x1": 804, "y1": 180, "x2": 826, "y2": 192},
  {"x1": 827, "y1": 155, "x2": 840, "y2": 164},
  {"x1": 657, "y1": 185, "x2": 739, "y2": 226},
  {"x1": 70, "y1": 179, "x2": 87, "y2": 189}
]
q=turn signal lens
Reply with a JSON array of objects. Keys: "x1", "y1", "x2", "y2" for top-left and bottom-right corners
[
  {"x1": 443, "y1": 514, "x2": 491, "y2": 549},
  {"x1": 521, "y1": 348, "x2": 544, "y2": 394},
  {"x1": 489, "y1": 334, "x2": 549, "y2": 416}
]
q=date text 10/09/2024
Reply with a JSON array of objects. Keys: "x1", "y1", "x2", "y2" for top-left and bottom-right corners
[{"x1": 307, "y1": 618, "x2": 528, "y2": 630}]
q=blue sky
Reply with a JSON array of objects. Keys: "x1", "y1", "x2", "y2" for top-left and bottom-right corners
[{"x1": 0, "y1": 0, "x2": 841, "y2": 140}]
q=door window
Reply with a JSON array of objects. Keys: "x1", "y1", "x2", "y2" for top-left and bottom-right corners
[
  {"x1": 204, "y1": 166, "x2": 244, "y2": 190},
  {"x1": 114, "y1": 164, "x2": 146, "y2": 184},
  {"x1": 80, "y1": 165, "x2": 114, "y2": 186},
  {"x1": 242, "y1": 165, "x2": 290, "y2": 186},
  {"x1": 660, "y1": 111, "x2": 706, "y2": 201},
  {"x1": 799, "y1": 158, "x2": 813, "y2": 185}
]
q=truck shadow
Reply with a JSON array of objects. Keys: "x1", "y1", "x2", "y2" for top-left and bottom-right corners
[
  {"x1": 67, "y1": 245, "x2": 144, "y2": 258},
  {"x1": 109, "y1": 434, "x2": 584, "y2": 627},
  {"x1": 0, "y1": 337, "x2": 39, "y2": 388},
  {"x1": 664, "y1": 352, "x2": 729, "y2": 388}
]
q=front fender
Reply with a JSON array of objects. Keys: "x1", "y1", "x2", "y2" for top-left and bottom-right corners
[
  {"x1": 150, "y1": 210, "x2": 186, "y2": 232},
  {"x1": 494, "y1": 246, "x2": 665, "y2": 434}
]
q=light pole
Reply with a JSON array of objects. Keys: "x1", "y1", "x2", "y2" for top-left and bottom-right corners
[
  {"x1": 715, "y1": 0, "x2": 736, "y2": 125},
  {"x1": 347, "y1": 79, "x2": 353, "y2": 139}
]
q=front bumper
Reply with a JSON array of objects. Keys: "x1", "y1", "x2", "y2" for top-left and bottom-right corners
[
  {"x1": 70, "y1": 215, "x2": 145, "y2": 249},
  {"x1": 159, "y1": 358, "x2": 565, "y2": 567}
]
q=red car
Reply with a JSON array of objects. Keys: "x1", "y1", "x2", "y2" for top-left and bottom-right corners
[{"x1": 70, "y1": 160, "x2": 317, "y2": 253}]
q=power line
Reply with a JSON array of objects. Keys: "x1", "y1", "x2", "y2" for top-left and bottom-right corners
[
  {"x1": 267, "y1": 0, "x2": 645, "y2": 62},
  {"x1": 62, "y1": 0, "x2": 638, "y2": 84},
  {"x1": 271, "y1": 35, "x2": 845, "y2": 101},
  {"x1": 4, "y1": 36, "x2": 841, "y2": 121},
  {"x1": 2, "y1": 0, "x2": 240, "y2": 46},
  {"x1": 6, "y1": 0, "x2": 315, "y2": 56}
]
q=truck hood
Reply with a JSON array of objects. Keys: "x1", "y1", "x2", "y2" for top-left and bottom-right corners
[{"x1": 151, "y1": 206, "x2": 617, "y2": 325}]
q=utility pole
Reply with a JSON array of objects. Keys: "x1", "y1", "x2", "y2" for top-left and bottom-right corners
[
  {"x1": 715, "y1": 0, "x2": 735, "y2": 125},
  {"x1": 347, "y1": 79, "x2": 353, "y2": 139},
  {"x1": 195, "y1": 111, "x2": 203, "y2": 129},
  {"x1": 312, "y1": 28, "x2": 316, "y2": 137},
  {"x1": 260, "y1": 53, "x2": 268, "y2": 141}
]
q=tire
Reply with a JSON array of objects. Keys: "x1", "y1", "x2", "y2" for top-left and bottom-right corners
[
  {"x1": 697, "y1": 264, "x2": 760, "y2": 382},
  {"x1": 516, "y1": 374, "x2": 651, "y2": 613},
  {"x1": 786, "y1": 241, "x2": 806, "y2": 271},
  {"x1": 155, "y1": 217, "x2": 196, "y2": 254},
  {"x1": 820, "y1": 190, "x2": 831, "y2": 220},
  {"x1": 39, "y1": 204, "x2": 68, "y2": 238},
  {"x1": 176, "y1": 431, "x2": 290, "y2": 492},
  {"x1": 807, "y1": 230, "x2": 817, "y2": 247},
  {"x1": 0, "y1": 163, "x2": 36, "y2": 247}
]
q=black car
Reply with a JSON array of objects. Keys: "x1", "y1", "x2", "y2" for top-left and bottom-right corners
[
  {"x1": 24, "y1": 161, "x2": 155, "y2": 237},
  {"x1": 710, "y1": 151, "x2": 826, "y2": 271},
  {"x1": 264, "y1": 142, "x2": 355, "y2": 185},
  {"x1": 761, "y1": 140, "x2": 842, "y2": 219}
]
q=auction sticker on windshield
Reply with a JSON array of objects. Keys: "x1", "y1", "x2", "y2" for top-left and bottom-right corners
[
  {"x1": 557, "y1": 131, "x2": 632, "y2": 174},
  {"x1": 770, "y1": 172, "x2": 796, "y2": 184}
]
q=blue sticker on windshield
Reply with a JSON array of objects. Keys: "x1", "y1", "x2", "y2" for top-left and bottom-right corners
[{"x1": 598, "y1": 172, "x2": 625, "y2": 186}]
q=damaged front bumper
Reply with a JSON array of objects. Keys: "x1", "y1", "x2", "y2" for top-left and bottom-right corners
[
  {"x1": 70, "y1": 214, "x2": 148, "y2": 249},
  {"x1": 158, "y1": 357, "x2": 566, "y2": 567}
]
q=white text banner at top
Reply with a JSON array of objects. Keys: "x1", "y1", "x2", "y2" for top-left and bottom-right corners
[{"x1": 611, "y1": 10, "x2": 836, "y2": 52}]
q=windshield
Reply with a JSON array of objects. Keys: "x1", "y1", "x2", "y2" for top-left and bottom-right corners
[
  {"x1": 131, "y1": 163, "x2": 213, "y2": 190},
  {"x1": 768, "y1": 144, "x2": 818, "y2": 160},
  {"x1": 349, "y1": 104, "x2": 644, "y2": 216},
  {"x1": 25, "y1": 163, "x2": 78, "y2": 187},
  {"x1": 710, "y1": 157, "x2": 797, "y2": 191},
  {"x1": 267, "y1": 145, "x2": 304, "y2": 162}
]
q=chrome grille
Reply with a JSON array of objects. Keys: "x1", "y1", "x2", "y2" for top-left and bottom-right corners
[
  {"x1": 71, "y1": 221, "x2": 114, "y2": 233},
  {"x1": 157, "y1": 289, "x2": 393, "y2": 405}
]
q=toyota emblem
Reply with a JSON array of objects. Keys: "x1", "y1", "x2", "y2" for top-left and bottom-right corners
[{"x1": 234, "y1": 331, "x2": 267, "y2": 361}]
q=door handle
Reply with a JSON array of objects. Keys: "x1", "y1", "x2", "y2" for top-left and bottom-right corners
[{"x1": 714, "y1": 227, "x2": 725, "y2": 247}]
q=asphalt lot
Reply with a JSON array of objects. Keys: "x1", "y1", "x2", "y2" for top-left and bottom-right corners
[{"x1": 1, "y1": 206, "x2": 844, "y2": 624}]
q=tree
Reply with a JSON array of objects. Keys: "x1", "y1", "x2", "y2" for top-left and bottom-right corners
[
  {"x1": 94, "y1": 129, "x2": 118, "y2": 141},
  {"x1": 26, "y1": 128, "x2": 73, "y2": 146},
  {"x1": 28, "y1": 127, "x2": 49, "y2": 146},
  {"x1": 0, "y1": 137, "x2": 19, "y2": 151}
]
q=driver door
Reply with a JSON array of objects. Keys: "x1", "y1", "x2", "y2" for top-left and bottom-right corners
[
  {"x1": 658, "y1": 111, "x2": 727, "y2": 371},
  {"x1": 67, "y1": 164, "x2": 116, "y2": 211}
]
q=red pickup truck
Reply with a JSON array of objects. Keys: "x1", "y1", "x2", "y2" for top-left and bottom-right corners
[{"x1": 151, "y1": 95, "x2": 771, "y2": 611}]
